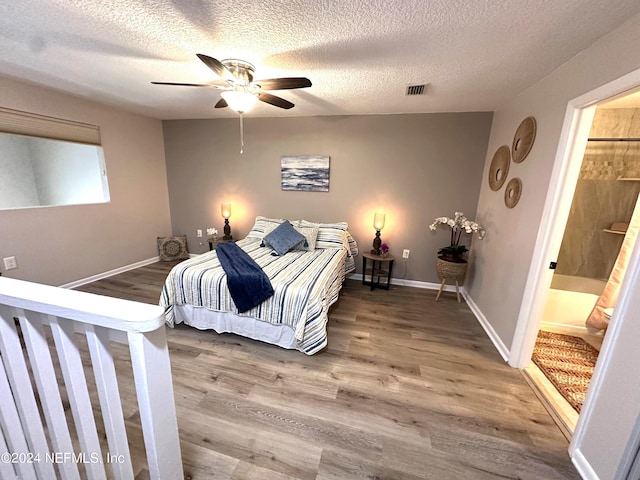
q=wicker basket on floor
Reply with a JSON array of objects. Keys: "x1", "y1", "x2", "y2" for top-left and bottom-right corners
[{"x1": 435, "y1": 257, "x2": 468, "y2": 282}]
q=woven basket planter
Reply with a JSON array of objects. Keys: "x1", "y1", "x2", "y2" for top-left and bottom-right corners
[{"x1": 435, "y1": 257, "x2": 468, "y2": 283}]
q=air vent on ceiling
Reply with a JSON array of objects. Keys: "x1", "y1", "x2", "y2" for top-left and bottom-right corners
[{"x1": 406, "y1": 84, "x2": 427, "y2": 96}]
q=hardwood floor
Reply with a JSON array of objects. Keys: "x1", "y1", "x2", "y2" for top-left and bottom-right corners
[{"x1": 75, "y1": 262, "x2": 580, "y2": 479}]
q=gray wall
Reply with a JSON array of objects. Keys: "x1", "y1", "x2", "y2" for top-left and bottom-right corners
[
  {"x1": 162, "y1": 113, "x2": 492, "y2": 282},
  {"x1": 468, "y1": 12, "x2": 640, "y2": 479},
  {"x1": 0, "y1": 75, "x2": 173, "y2": 286}
]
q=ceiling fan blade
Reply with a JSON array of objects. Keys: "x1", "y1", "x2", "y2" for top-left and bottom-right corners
[
  {"x1": 215, "y1": 98, "x2": 228, "y2": 108},
  {"x1": 258, "y1": 92, "x2": 294, "y2": 109},
  {"x1": 151, "y1": 81, "x2": 214, "y2": 87},
  {"x1": 257, "y1": 77, "x2": 312, "y2": 90},
  {"x1": 196, "y1": 54, "x2": 234, "y2": 82}
]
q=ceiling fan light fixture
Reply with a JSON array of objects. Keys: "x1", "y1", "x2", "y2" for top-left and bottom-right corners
[{"x1": 220, "y1": 90, "x2": 258, "y2": 113}]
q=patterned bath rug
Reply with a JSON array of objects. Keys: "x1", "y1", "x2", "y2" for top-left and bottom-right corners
[{"x1": 532, "y1": 330, "x2": 600, "y2": 413}]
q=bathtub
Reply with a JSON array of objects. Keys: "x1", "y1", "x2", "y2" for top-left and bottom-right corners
[
  {"x1": 541, "y1": 274, "x2": 606, "y2": 334},
  {"x1": 550, "y1": 273, "x2": 606, "y2": 296}
]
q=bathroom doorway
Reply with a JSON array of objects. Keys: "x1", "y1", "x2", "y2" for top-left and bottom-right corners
[{"x1": 525, "y1": 91, "x2": 640, "y2": 438}]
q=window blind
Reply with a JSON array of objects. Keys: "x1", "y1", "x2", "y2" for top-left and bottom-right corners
[{"x1": 0, "y1": 106, "x2": 101, "y2": 145}]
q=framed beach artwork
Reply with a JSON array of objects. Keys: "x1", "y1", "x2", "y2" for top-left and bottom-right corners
[{"x1": 281, "y1": 155, "x2": 330, "y2": 192}]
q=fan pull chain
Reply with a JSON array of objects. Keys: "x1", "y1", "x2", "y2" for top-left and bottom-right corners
[{"x1": 239, "y1": 113, "x2": 245, "y2": 154}]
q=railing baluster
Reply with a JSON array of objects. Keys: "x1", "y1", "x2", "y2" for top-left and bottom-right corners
[
  {"x1": 18, "y1": 311, "x2": 81, "y2": 480},
  {"x1": 49, "y1": 316, "x2": 106, "y2": 480},
  {"x1": 0, "y1": 349, "x2": 34, "y2": 480},
  {"x1": 85, "y1": 324, "x2": 135, "y2": 480},
  {"x1": 128, "y1": 329, "x2": 182, "y2": 480},
  {"x1": 0, "y1": 306, "x2": 56, "y2": 480}
]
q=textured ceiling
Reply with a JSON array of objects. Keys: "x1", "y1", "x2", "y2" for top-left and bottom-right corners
[{"x1": 1, "y1": 0, "x2": 640, "y2": 119}]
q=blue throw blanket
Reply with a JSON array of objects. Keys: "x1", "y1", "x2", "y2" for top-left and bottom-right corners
[{"x1": 216, "y1": 242, "x2": 275, "y2": 313}]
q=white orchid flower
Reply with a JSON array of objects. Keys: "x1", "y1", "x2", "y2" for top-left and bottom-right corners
[{"x1": 429, "y1": 211, "x2": 486, "y2": 247}]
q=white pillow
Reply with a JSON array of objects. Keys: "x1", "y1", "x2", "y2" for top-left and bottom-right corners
[
  {"x1": 299, "y1": 220, "x2": 348, "y2": 249},
  {"x1": 246, "y1": 216, "x2": 284, "y2": 239},
  {"x1": 293, "y1": 224, "x2": 320, "y2": 251}
]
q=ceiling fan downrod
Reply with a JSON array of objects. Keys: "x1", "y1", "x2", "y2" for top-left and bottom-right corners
[{"x1": 239, "y1": 113, "x2": 245, "y2": 154}]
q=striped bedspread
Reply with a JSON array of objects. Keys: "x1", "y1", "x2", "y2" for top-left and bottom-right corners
[{"x1": 160, "y1": 237, "x2": 349, "y2": 354}]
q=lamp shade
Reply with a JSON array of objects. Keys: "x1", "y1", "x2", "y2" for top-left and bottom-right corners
[
  {"x1": 373, "y1": 212, "x2": 386, "y2": 231},
  {"x1": 220, "y1": 203, "x2": 231, "y2": 219},
  {"x1": 220, "y1": 90, "x2": 258, "y2": 113}
]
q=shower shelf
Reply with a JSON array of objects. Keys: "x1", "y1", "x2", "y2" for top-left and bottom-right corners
[{"x1": 603, "y1": 229, "x2": 626, "y2": 235}]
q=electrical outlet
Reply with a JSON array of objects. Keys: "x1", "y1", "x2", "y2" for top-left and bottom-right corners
[
  {"x1": 402, "y1": 249, "x2": 410, "y2": 259},
  {"x1": 3, "y1": 256, "x2": 17, "y2": 270},
  {"x1": 197, "y1": 229, "x2": 203, "y2": 237}
]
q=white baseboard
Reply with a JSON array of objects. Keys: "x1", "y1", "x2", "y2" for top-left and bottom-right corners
[
  {"x1": 348, "y1": 274, "x2": 461, "y2": 292},
  {"x1": 462, "y1": 290, "x2": 510, "y2": 362},
  {"x1": 571, "y1": 448, "x2": 599, "y2": 480},
  {"x1": 60, "y1": 257, "x2": 160, "y2": 289}
]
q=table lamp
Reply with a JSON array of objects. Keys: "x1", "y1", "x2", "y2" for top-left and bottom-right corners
[
  {"x1": 371, "y1": 212, "x2": 386, "y2": 254},
  {"x1": 221, "y1": 203, "x2": 233, "y2": 241}
]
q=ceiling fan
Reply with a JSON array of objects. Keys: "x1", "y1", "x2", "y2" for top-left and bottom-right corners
[
  {"x1": 152, "y1": 53, "x2": 312, "y2": 113},
  {"x1": 153, "y1": 54, "x2": 312, "y2": 153}
]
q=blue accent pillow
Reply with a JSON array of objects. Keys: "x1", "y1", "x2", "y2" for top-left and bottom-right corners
[{"x1": 263, "y1": 220, "x2": 305, "y2": 256}]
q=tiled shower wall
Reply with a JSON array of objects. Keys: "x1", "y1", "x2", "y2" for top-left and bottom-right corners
[{"x1": 556, "y1": 107, "x2": 640, "y2": 280}]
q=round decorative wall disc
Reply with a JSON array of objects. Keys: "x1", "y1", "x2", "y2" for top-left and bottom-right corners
[
  {"x1": 504, "y1": 177, "x2": 522, "y2": 208},
  {"x1": 488, "y1": 145, "x2": 510, "y2": 191},
  {"x1": 512, "y1": 116, "x2": 536, "y2": 163}
]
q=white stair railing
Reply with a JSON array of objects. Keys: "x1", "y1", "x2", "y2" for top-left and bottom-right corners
[{"x1": 0, "y1": 277, "x2": 183, "y2": 480}]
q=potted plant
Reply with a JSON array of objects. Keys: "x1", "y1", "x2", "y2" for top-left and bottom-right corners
[
  {"x1": 429, "y1": 211, "x2": 486, "y2": 263},
  {"x1": 429, "y1": 212, "x2": 485, "y2": 301}
]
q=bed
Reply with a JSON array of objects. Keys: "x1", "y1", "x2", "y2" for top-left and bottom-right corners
[{"x1": 160, "y1": 217, "x2": 358, "y2": 354}]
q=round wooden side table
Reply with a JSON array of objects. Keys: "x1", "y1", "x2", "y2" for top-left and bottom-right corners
[{"x1": 362, "y1": 252, "x2": 395, "y2": 291}]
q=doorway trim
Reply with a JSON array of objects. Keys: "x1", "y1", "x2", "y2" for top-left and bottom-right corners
[
  {"x1": 508, "y1": 104, "x2": 595, "y2": 370},
  {"x1": 508, "y1": 67, "x2": 640, "y2": 476}
]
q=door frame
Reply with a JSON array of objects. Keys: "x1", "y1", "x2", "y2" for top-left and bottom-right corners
[{"x1": 508, "y1": 103, "x2": 595, "y2": 370}]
